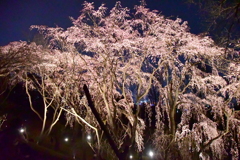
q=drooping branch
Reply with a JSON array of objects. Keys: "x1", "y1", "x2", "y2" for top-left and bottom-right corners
[
  {"x1": 60, "y1": 106, "x2": 100, "y2": 151},
  {"x1": 46, "y1": 107, "x2": 63, "y2": 135},
  {"x1": 25, "y1": 79, "x2": 43, "y2": 121}
]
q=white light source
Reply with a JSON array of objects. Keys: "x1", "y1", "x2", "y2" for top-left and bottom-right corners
[
  {"x1": 129, "y1": 155, "x2": 133, "y2": 159},
  {"x1": 87, "y1": 135, "x2": 91, "y2": 140},
  {"x1": 148, "y1": 150, "x2": 154, "y2": 158},
  {"x1": 19, "y1": 128, "x2": 25, "y2": 133},
  {"x1": 64, "y1": 137, "x2": 69, "y2": 142}
]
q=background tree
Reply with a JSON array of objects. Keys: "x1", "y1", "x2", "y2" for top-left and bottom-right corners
[{"x1": 187, "y1": 0, "x2": 240, "y2": 51}]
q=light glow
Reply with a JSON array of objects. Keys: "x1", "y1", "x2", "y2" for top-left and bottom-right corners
[
  {"x1": 87, "y1": 135, "x2": 91, "y2": 140},
  {"x1": 19, "y1": 128, "x2": 25, "y2": 133},
  {"x1": 129, "y1": 155, "x2": 133, "y2": 159},
  {"x1": 148, "y1": 150, "x2": 154, "y2": 158},
  {"x1": 64, "y1": 137, "x2": 69, "y2": 142}
]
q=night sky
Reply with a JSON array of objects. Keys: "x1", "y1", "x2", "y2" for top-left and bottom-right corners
[{"x1": 0, "y1": 0, "x2": 204, "y2": 46}]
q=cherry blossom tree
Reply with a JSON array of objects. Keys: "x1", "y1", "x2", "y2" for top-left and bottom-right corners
[{"x1": 1, "y1": 1, "x2": 239, "y2": 159}]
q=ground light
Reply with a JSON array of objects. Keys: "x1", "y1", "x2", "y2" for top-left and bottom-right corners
[
  {"x1": 148, "y1": 150, "x2": 154, "y2": 158},
  {"x1": 87, "y1": 135, "x2": 91, "y2": 140},
  {"x1": 19, "y1": 127, "x2": 28, "y2": 140},
  {"x1": 64, "y1": 137, "x2": 69, "y2": 142},
  {"x1": 19, "y1": 128, "x2": 25, "y2": 133},
  {"x1": 129, "y1": 154, "x2": 133, "y2": 159}
]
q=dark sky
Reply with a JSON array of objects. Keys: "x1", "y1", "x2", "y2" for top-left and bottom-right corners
[{"x1": 0, "y1": 0, "x2": 203, "y2": 46}]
